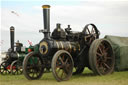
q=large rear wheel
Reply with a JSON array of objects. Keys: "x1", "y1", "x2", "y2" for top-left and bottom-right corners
[
  {"x1": 52, "y1": 50, "x2": 74, "y2": 82},
  {"x1": 89, "y1": 39, "x2": 115, "y2": 75},
  {"x1": 23, "y1": 52, "x2": 44, "y2": 80}
]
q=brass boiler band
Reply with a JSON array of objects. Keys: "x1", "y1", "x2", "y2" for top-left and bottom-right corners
[{"x1": 39, "y1": 40, "x2": 80, "y2": 56}]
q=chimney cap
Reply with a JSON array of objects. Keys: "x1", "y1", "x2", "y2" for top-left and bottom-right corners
[
  {"x1": 10, "y1": 26, "x2": 14, "y2": 30},
  {"x1": 42, "y1": 5, "x2": 50, "y2": 9}
]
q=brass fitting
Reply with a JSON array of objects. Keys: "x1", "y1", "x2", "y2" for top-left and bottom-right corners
[{"x1": 42, "y1": 5, "x2": 50, "y2": 9}]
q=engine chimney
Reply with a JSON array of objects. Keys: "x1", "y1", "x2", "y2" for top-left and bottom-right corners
[
  {"x1": 42, "y1": 5, "x2": 50, "y2": 39},
  {"x1": 10, "y1": 26, "x2": 15, "y2": 52}
]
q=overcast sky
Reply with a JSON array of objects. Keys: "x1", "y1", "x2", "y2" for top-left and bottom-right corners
[{"x1": 0, "y1": 0, "x2": 128, "y2": 52}]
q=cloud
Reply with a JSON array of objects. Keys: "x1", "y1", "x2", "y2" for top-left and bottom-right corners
[
  {"x1": 1, "y1": 1, "x2": 128, "y2": 51},
  {"x1": 1, "y1": 8, "x2": 43, "y2": 31},
  {"x1": 1, "y1": 8, "x2": 44, "y2": 51},
  {"x1": 2, "y1": 0, "x2": 128, "y2": 1}
]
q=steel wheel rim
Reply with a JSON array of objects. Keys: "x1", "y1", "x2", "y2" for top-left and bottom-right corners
[
  {"x1": 89, "y1": 39, "x2": 115, "y2": 75},
  {"x1": 11, "y1": 60, "x2": 22, "y2": 75},
  {"x1": 52, "y1": 50, "x2": 74, "y2": 81},
  {"x1": 26, "y1": 55, "x2": 42, "y2": 78},
  {"x1": 95, "y1": 40, "x2": 114, "y2": 75},
  {"x1": 55, "y1": 54, "x2": 72, "y2": 79},
  {"x1": 23, "y1": 52, "x2": 44, "y2": 80}
]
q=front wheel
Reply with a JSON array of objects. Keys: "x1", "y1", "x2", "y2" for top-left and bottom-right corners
[
  {"x1": 0, "y1": 61, "x2": 11, "y2": 75},
  {"x1": 10, "y1": 60, "x2": 22, "y2": 75},
  {"x1": 51, "y1": 50, "x2": 74, "y2": 82},
  {"x1": 23, "y1": 52, "x2": 44, "y2": 80}
]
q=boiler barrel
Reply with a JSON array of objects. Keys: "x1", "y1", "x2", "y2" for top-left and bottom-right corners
[{"x1": 39, "y1": 40, "x2": 80, "y2": 57}]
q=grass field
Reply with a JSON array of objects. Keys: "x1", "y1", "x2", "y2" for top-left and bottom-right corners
[{"x1": 0, "y1": 68, "x2": 128, "y2": 85}]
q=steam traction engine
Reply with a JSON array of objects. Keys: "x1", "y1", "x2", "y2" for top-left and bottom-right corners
[
  {"x1": 23, "y1": 5, "x2": 115, "y2": 81},
  {"x1": 0, "y1": 26, "x2": 33, "y2": 75}
]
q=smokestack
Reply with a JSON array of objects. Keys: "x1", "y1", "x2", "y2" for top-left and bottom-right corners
[
  {"x1": 42, "y1": 5, "x2": 50, "y2": 39},
  {"x1": 10, "y1": 26, "x2": 15, "y2": 52}
]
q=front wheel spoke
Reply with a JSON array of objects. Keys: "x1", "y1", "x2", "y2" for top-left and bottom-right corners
[
  {"x1": 63, "y1": 70, "x2": 67, "y2": 76},
  {"x1": 59, "y1": 57, "x2": 64, "y2": 64},
  {"x1": 65, "y1": 58, "x2": 69, "y2": 64},
  {"x1": 65, "y1": 68, "x2": 69, "y2": 74},
  {"x1": 65, "y1": 63, "x2": 70, "y2": 73}
]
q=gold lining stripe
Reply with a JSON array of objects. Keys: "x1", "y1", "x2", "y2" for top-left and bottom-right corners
[
  {"x1": 60, "y1": 41, "x2": 64, "y2": 49},
  {"x1": 56, "y1": 41, "x2": 59, "y2": 49}
]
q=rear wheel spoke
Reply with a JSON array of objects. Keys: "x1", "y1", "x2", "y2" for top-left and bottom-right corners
[
  {"x1": 103, "y1": 63, "x2": 110, "y2": 69},
  {"x1": 89, "y1": 39, "x2": 115, "y2": 75}
]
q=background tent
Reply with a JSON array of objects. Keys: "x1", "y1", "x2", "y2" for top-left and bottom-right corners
[{"x1": 105, "y1": 35, "x2": 128, "y2": 71}]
